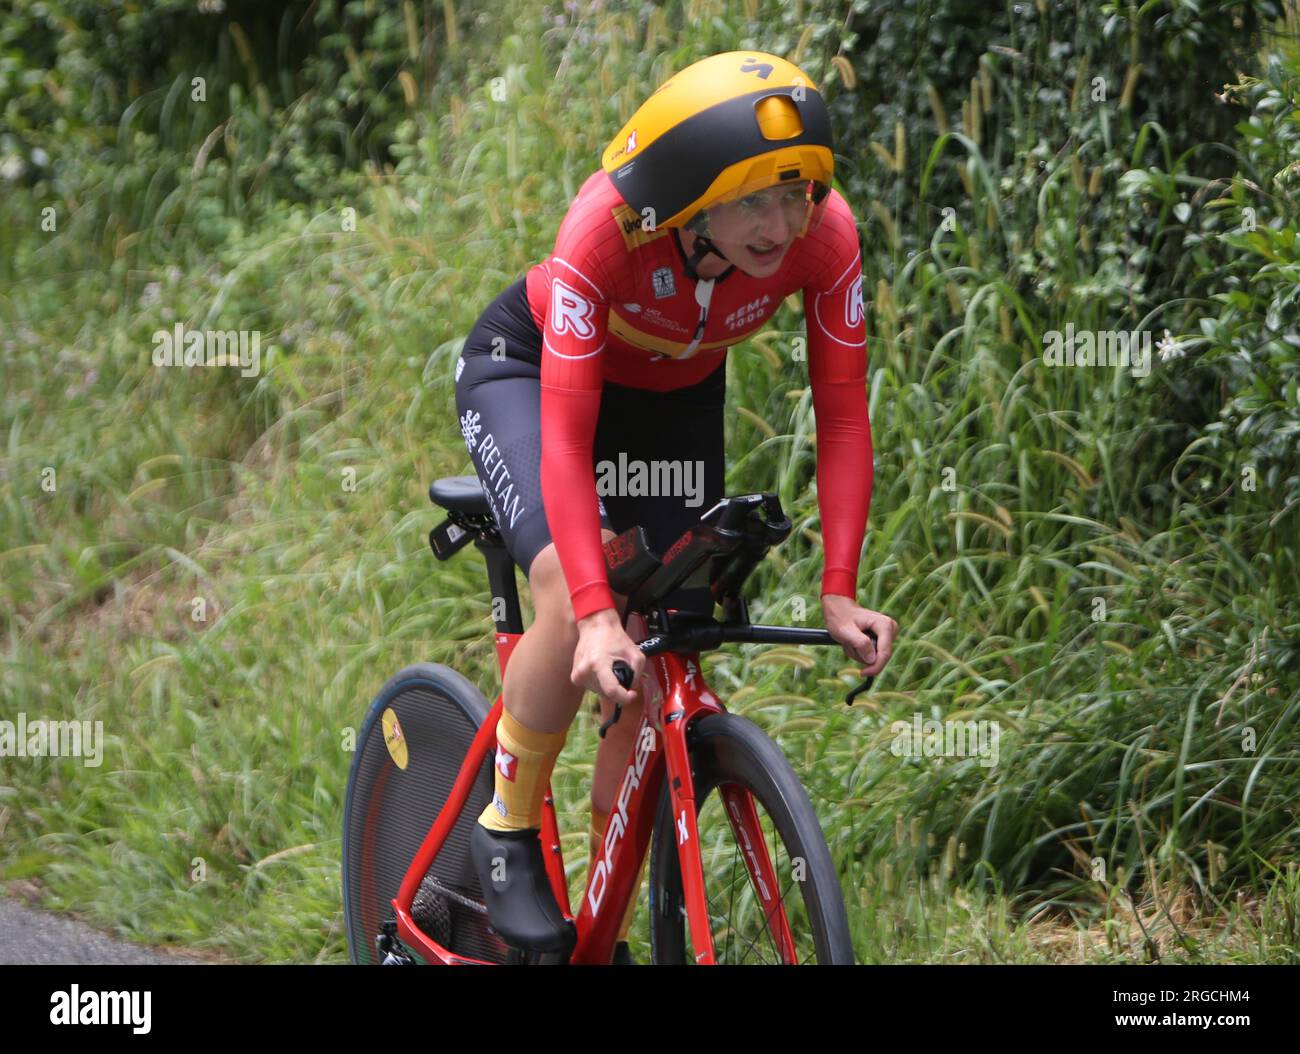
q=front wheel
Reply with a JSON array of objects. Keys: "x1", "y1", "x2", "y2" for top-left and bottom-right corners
[{"x1": 647, "y1": 712, "x2": 854, "y2": 964}]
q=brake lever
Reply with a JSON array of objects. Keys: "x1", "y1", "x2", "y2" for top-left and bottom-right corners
[
  {"x1": 845, "y1": 674, "x2": 874, "y2": 706},
  {"x1": 844, "y1": 628, "x2": 880, "y2": 706},
  {"x1": 599, "y1": 659, "x2": 636, "y2": 738}
]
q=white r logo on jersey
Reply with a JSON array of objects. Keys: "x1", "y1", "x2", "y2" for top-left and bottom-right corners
[
  {"x1": 551, "y1": 279, "x2": 596, "y2": 339},
  {"x1": 845, "y1": 274, "x2": 864, "y2": 329}
]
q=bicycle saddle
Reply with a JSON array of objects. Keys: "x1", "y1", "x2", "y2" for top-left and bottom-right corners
[{"x1": 429, "y1": 475, "x2": 491, "y2": 515}]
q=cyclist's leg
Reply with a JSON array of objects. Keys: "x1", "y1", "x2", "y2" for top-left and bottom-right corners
[
  {"x1": 464, "y1": 531, "x2": 626, "y2": 952},
  {"x1": 456, "y1": 365, "x2": 617, "y2": 829},
  {"x1": 454, "y1": 286, "x2": 620, "y2": 951},
  {"x1": 524, "y1": 539, "x2": 648, "y2": 951},
  {"x1": 504, "y1": 535, "x2": 646, "y2": 819},
  {"x1": 496, "y1": 535, "x2": 614, "y2": 733}
]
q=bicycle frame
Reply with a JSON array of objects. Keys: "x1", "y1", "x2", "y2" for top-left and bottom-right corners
[
  {"x1": 388, "y1": 628, "x2": 798, "y2": 965},
  {"x1": 400, "y1": 486, "x2": 864, "y2": 964}
]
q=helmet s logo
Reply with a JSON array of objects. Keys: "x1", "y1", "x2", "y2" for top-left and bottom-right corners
[
  {"x1": 846, "y1": 275, "x2": 864, "y2": 329},
  {"x1": 551, "y1": 279, "x2": 596, "y2": 338},
  {"x1": 624, "y1": 130, "x2": 637, "y2": 154},
  {"x1": 740, "y1": 58, "x2": 774, "y2": 79}
]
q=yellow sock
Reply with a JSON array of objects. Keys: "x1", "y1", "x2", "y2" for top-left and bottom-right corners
[
  {"x1": 477, "y1": 708, "x2": 568, "y2": 832},
  {"x1": 590, "y1": 804, "x2": 647, "y2": 941}
]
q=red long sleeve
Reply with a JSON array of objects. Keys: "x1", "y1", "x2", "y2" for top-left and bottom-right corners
[
  {"x1": 805, "y1": 258, "x2": 872, "y2": 599},
  {"x1": 539, "y1": 258, "x2": 618, "y2": 622}
]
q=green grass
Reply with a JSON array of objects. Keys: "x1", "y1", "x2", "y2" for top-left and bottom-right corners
[{"x1": 1, "y1": 0, "x2": 1297, "y2": 963}]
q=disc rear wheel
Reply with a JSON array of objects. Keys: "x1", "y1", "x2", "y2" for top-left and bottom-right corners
[{"x1": 342, "y1": 663, "x2": 508, "y2": 964}]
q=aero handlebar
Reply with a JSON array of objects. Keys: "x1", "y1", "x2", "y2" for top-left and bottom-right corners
[{"x1": 599, "y1": 628, "x2": 879, "y2": 738}]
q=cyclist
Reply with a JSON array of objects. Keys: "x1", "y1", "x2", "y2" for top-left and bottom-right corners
[{"x1": 455, "y1": 50, "x2": 898, "y2": 963}]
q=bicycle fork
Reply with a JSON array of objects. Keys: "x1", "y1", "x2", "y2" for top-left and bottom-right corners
[
  {"x1": 657, "y1": 649, "x2": 796, "y2": 965},
  {"x1": 571, "y1": 648, "x2": 795, "y2": 965}
]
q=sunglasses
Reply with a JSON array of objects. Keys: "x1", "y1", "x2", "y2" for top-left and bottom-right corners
[{"x1": 693, "y1": 183, "x2": 813, "y2": 241}]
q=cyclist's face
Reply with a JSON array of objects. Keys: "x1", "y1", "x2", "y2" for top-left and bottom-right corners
[{"x1": 697, "y1": 184, "x2": 809, "y2": 275}]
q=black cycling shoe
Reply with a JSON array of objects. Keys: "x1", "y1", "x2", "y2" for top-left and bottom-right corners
[
  {"x1": 471, "y1": 822, "x2": 575, "y2": 956},
  {"x1": 612, "y1": 940, "x2": 636, "y2": 965}
]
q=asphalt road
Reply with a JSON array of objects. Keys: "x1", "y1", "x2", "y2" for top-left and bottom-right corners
[{"x1": 0, "y1": 896, "x2": 212, "y2": 965}]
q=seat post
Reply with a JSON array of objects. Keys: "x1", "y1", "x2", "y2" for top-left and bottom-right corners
[{"x1": 476, "y1": 539, "x2": 525, "y2": 635}]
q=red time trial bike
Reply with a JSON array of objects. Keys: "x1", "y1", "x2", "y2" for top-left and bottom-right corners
[{"x1": 341, "y1": 477, "x2": 873, "y2": 964}]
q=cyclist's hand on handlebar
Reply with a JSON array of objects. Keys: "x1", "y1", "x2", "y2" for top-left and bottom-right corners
[
  {"x1": 821, "y1": 594, "x2": 898, "y2": 678},
  {"x1": 572, "y1": 608, "x2": 644, "y2": 707}
]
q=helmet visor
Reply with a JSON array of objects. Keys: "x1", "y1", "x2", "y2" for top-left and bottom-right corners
[{"x1": 687, "y1": 178, "x2": 830, "y2": 242}]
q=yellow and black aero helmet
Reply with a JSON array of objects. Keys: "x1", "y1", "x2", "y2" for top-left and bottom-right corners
[{"x1": 601, "y1": 50, "x2": 834, "y2": 267}]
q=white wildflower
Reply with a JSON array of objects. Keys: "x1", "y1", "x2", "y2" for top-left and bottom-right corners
[{"x1": 1157, "y1": 329, "x2": 1185, "y2": 362}]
